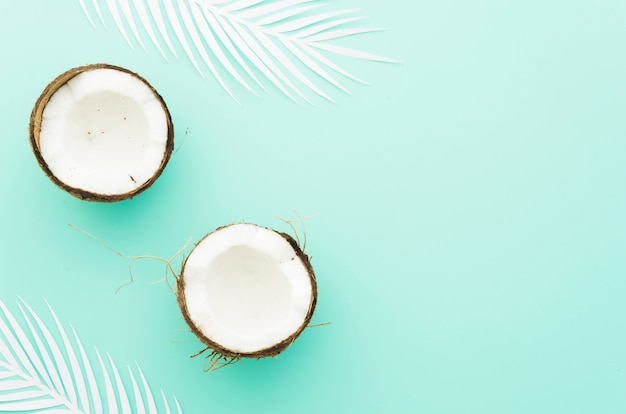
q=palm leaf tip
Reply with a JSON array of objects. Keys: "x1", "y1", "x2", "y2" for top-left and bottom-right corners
[
  {"x1": 79, "y1": 0, "x2": 400, "y2": 102},
  {"x1": 0, "y1": 299, "x2": 183, "y2": 413}
]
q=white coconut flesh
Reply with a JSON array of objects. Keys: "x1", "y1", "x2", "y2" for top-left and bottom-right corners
[
  {"x1": 182, "y1": 224, "x2": 315, "y2": 354},
  {"x1": 38, "y1": 68, "x2": 169, "y2": 196}
]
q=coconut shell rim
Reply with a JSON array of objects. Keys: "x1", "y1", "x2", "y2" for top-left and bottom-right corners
[
  {"x1": 177, "y1": 223, "x2": 318, "y2": 359},
  {"x1": 29, "y1": 63, "x2": 175, "y2": 202}
]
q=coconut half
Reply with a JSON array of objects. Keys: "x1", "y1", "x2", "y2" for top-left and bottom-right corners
[
  {"x1": 177, "y1": 223, "x2": 318, "y2": 359},
  {"x1": 29, "y1": 64, "x2": 174, "y2": 201}
]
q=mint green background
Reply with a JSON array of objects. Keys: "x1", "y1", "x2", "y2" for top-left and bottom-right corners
[{"x1": 2, "y1": 0, "x2": 626, "y2": 413}]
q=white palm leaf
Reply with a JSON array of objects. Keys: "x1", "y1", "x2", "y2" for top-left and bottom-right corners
[
  {"x1": 0, "y1": 299, "x2": 183, "y2": 413},
  {"x1": 78, "y1": 0, "x2": 398, "y2": 103}
]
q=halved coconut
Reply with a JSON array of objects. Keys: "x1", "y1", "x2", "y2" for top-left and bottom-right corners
[
  {"x1": 177, "y1": 223, "x2": 318, "y2": 359},
  {"x1": 29, "y1": 64, "x2": 174, "y2": 201}
]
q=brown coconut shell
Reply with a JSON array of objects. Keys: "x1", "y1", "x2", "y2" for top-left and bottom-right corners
[
  {"x1": 177, "y1": 224, "x2": 318, "y2": 359},
  {"x1": 29, "y1": 63, "x2": 174, "y2": 202}
]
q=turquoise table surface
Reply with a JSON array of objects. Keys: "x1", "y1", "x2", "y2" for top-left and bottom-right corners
[{"x1": 2, "y1": 1, "x2": 626, "y2": 413}]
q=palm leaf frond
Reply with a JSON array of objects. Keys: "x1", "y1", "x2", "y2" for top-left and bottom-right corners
[
  {"x1": 79, "y1": 0, "x2": 399, "y2": 102},
  {"x1": 0, "y1": 299, "x2": 183, "y2": 413}
]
